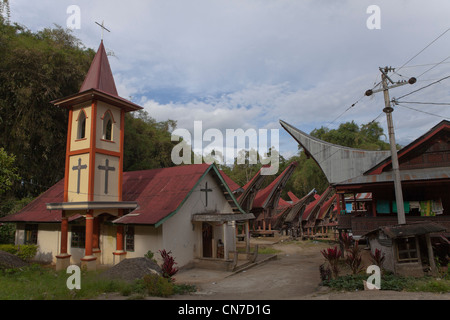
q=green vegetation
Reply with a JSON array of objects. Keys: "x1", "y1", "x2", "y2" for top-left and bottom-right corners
[
  {"x1": 323, "y1": 273, "x2": 450, "y2": 293},
  {"x1": 0, "y1": 244, "x2": 38, "y2": 261},
  {"x1": 0, "y1": 264, "x2": 196, "y2": 300}
]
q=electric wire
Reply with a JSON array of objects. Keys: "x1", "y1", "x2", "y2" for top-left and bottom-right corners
[
  {"x1": 395, "y1": 103, "x2": 450, "y2": 120},
  {"x1": 395, "y1": 74, "x2": 450, "y2": 101},
  {"x1": 396, "y1": 27, "x2": 450, "y2": 72}
]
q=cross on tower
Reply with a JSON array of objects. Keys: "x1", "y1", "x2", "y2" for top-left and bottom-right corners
[
  {"x1": 95, "y1": 20, "x2": 110, "y2": 40},
  {"x1": 72, "y1": 158, "x2": 87, "y2": 194},
  {"x1": 200, "y1": 182, "x2": 213, "y2": 207},
  {"x1": 98, "y1": 159, "x2": 115, "y2": 194}
]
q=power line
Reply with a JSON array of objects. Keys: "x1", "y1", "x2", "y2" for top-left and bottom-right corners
[
  {"x1": 397, "y1": 27, "x2": 450, "y2": 72},
  {"x1": 394, "y1": 103, "x2": 450, "y2": 120},
  {"x1": 393, "y1": 101, "x2": 450, "y2": 106},
  {"x1": 395, "y1": 74, "x2": 450, "y2": 100},
  {"x1": 417, "y1": 53, "x2": 450, "y2": 78}
]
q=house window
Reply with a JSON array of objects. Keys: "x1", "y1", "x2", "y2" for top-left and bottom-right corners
[
  {"x1": 125, "y1": 226, "x2": 135, "y2": 252},
  {"x1": 71, "y1": 226, "x2": 85, "y2": 248},
  {"x1": 396, "y1": 237, "x2": 418, "y2": 263},
  {"x1": 102, "y1": 111, "x2": 113, "y2": 141},
  {"x1": 77, "y1": 110, "x2": 87, "y2": 139},
  {"x1": 24, "y1": 224, "x2": 38, "y2": 245}
]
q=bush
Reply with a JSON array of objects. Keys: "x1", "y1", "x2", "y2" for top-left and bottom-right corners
[
  {"x1": 159, "y1": 249, "x2": 178, "y2": 281},
  {"x1": 0, "y1": 244, "x2": 38, "y2": 261},
  {"x1": 142, "y1": 273, "x2": 174, "y2": 297},
  {"x1": 321, "y1": 246, "x2": 342, "y2": 279}
]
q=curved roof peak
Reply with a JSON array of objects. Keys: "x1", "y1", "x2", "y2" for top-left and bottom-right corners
[{"x1": 280, "y1": 120, "x2": 391, "y2": 184}]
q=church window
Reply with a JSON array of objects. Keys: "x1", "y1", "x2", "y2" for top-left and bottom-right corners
[
  {"x1": 102, "y1": 110, "x2": 113, "y2": 141},
  {"x1": 24, "y1": 224, "x2": 38, "y2": 245},
  {"x1": 71, "y1": 226, "x2": 85, "y2": 248},
  {"x1": 125, "y1": 226, "x2": 135, "y2": 252},
  {"x1": 77, "y1": 109, "x2": 87, "y2": 140}
]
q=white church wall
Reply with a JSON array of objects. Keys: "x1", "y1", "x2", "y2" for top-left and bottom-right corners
[
  {"x1": 124, "y1": 225, "x2": 163, "y2": 262},
  {"x1": 161, "y1": 172, "x2": 236, "y2": 267}
]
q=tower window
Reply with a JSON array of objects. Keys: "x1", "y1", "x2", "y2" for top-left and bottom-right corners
[
  {"x1": 77, "y1": 109, "x2": 87, "y2": 140},
  {"x1": 102, "y1": 110, "x2": 114, "y2": 141}
]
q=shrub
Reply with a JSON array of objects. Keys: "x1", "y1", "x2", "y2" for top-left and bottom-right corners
[
  {"x1": 16, "y1": 245, "x2": 38, "y2": 261},
  {"x1": 142, "y1": 273, "x2": 174, "y2": 297},
  {"x1": 321, "y1": 246, "x2": 342, "y2": 279},
  {"x1": 319, "y1": 263, "x2": 332, "y2": 282},
  {"x1": 340, "y1": 232, "x2": 353, "y2": 253},
  {"x1": 144, "y1": 250, "x2": 157, "y2": 263},
  {"x1": 0, "y1": 244, "x2": 37, "y2": 261},
  {"x1": 159, "y1": 249, "x2": 178, "y2": 281},
  {"x1": 345, "y1": 241, "x2": 364, "y2": 275},
  {"x1": 370, "y1": 248, "x2": 385, "y2": 270}
]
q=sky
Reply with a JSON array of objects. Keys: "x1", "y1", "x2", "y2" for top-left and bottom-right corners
[{"x1": 6, "y1": 0, "x2": 450, "y2": 163}]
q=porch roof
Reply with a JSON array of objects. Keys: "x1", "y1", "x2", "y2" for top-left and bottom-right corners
[{"x1": 364, "y1": 222, "x2": 447, "y2": 239}]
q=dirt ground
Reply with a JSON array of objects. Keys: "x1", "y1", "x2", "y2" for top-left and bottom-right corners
[{"x1": 163, "y1": 235, "x2": 450, "y2": 300}]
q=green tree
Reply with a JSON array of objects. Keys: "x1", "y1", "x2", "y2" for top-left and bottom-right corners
[
  {"x1": 0, "y1": 20, "x2": 95, "y2": 197},
  {"x1": 0, "y1": 148, "x2": 20, "y2": 194},
  {"x1": 124, "y1": 110, "x2": 178, "y2": 171}
]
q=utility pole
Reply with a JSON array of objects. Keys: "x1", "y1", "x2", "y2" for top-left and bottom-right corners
[{"x1": 365, "y1": 67, "x2": 416, "y2": 225}]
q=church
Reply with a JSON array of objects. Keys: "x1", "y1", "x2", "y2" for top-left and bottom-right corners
[{"x1": 0, "y1": 41, "x2": 254, "y2": 271}]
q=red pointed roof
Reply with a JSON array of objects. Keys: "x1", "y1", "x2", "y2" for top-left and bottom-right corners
[
  {"x1": 51, "y1": 41, "x2": 142, "y2": 112},
  {"x1": 252, "y1": 162, "x2": 298, "y2": 208},
  {"x1": 79, "y1": 40, "x2": 118, "y2": 96}
]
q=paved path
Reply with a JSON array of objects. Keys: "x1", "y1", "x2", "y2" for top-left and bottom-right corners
[{"x1": 169, "y1": 238, "x2": 450, "y2": 300}]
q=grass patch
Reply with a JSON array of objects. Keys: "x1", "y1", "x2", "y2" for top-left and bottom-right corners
[
  {"x1": 0, "y1": 264, "x2": 196, "y2": 300},
  {"x1": 322, "y1": 272, "x2": 450, "y2": 293}
]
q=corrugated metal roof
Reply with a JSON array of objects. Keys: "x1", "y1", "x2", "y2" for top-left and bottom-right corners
[
  {"x1": 365, "y1": 222, "x2": 447, "y2": 238},
  {"x1": 337, "y1": 167, "x2": 450, "y2": 186},
  {"x1": 280, "y1": 120, "x2": 391, "y2": 184},
  {"x1": 0, "y1": 164, "x2": 244, "y2": 226}
]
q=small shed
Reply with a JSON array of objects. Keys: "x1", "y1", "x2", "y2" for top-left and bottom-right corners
[{"x1": 364, "y1": 222, "x2": 446, "y2": 277}]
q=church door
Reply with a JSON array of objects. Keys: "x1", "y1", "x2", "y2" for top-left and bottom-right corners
[{"x1": 202, "y1": 222, "x2": 213, "y2": 258}]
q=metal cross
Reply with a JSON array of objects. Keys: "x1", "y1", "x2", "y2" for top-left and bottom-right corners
[
  {"x1": 95, "y1": 20, "x2": 110, "y2": 40},
  {"x1": 72, "y1": 158, "x2": 87, "y2": 194},
  {"x1": 200, "y1": 182, "x2": 213, "y2": 207},
  {"x1": 98, "y1": 159, "x2": 115, "y2": 194}
]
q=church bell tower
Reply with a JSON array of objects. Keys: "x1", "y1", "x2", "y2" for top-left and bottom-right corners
[{"x1": 48, "y1": 41, "x2": 142, "y2": 270}]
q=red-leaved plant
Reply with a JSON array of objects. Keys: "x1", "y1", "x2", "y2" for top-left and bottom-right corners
[
  {"x1": 321, "y1": 246, "x2": 341, "y2": 279},
  {"x1": 159, "y1": 249, "x2": 179, "y2": 281},
  {"x1": 345, "y1": 241, "x2": 364, "y2": 274},
  {"x1": 340, "y1": 232, "x2": 353, "y2": 253},
  {"x1": 370, "y1": 248, "x2": 385, "y2": 270}
]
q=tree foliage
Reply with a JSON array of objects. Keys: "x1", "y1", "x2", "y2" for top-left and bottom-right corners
[
  {"x1": 0, "y1": 20, "x2": 178, "y2": 200},
  {"x1": 0, "y1": 20, "x2": 95, "y2": 197},
  {"x1": 124, "y1": 110, "x2": 178, "y2": 171}
]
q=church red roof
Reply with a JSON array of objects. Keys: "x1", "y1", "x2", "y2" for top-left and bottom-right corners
[
  {"x1": 79, "y1": 40, "x2": 118, "y2": 96},
  {"x1": 0, "y1": 164, "x2": 242, "y2": 226}
]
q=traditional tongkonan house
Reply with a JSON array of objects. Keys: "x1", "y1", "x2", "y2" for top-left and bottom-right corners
[
  {"x1": 280, "y1": 119, "x2": 450, "y2": 272},
  {"x1": 301, "y1": 187, "x2": 335, "y2": 238},
  {"x1": 273, "y1": 189, "x2": 317, "y2": 237},
  {"x1": 250, "y1": 162, "x2": 298, "y2": 236},
  {"x1": 0, "y1": 41, "x2": 253, "y2": 271}
]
